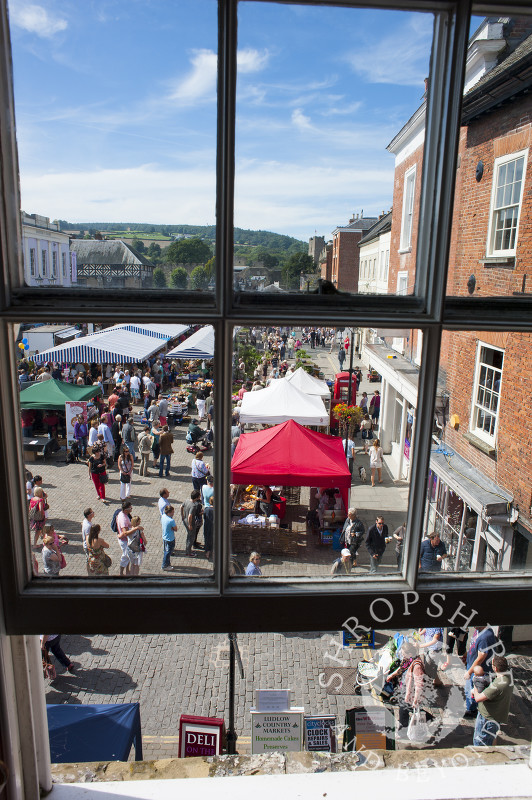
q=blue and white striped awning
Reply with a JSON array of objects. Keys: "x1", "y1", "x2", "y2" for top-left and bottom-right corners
[
  {"x1": 113, "y1": 323, "x2": 190, "y2": 340},
  {"x1": 166, "y1": 326, "x2": 215, "y2": 359},
  {"x1": 33, "y1": 328, "x2": 168, "y2": 365}
]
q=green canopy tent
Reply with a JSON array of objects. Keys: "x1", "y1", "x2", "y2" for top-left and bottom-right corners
[{"x1": 20, "y1": 379, "x2": 102, "y2": 410}]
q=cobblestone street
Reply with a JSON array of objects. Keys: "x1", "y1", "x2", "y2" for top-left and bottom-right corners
[{"x1": 45, "y1": 631, "x2": 532, "y2": 759}]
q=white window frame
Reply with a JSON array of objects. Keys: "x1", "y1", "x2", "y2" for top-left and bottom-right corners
[
  {"x1": 397, "y1": 271, "x2": 408, "y2": 296},
  {"x1": 470, "y1": 342, "x2": 504, "y2": 446},
  {"x1": 29, "y1": 247, "x2": 35, "y2": 277},
  {"x1": 400, "y1": 165, "x2": 416, "y2": 251},
  {"x1": 40, "y1": 248, "x2": 47, "y2": 276},
  {"x1": 51, "y1": 249, "x2": 57, "y2": 277},
  {"x1": 486, "y1": 148, "x2": 528, "y2": 257},
  {"x1": 384, "y1": 249, "x2": 389, "y2": 282},
  {"x1": 62, "y1": 251, "x2": 66, "y2": 277},
  {"x1": 0, "y1": 0, "x2": 528, "y2": 641}
]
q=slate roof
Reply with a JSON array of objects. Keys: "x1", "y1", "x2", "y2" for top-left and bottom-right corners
[
  {"x1": 70, "y1": 239, "x2": 154, "y2": 266},
  {"x1": 358, "y1": 211, "x2": 393, "y2": 246},
  {"x1": 462, "y1": 32, "x2": 532, "y2": 122}
]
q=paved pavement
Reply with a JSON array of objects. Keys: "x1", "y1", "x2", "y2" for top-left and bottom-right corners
[{"x1": 45, "y1": 631, "x2": 532, "y2": 759}]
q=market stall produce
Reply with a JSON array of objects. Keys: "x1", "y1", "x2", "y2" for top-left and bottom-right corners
[{"x1": 230, "y1": 420, "x2": 351, "y2": 555}]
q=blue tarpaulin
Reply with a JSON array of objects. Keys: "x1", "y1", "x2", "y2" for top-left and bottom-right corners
[{"x1": 47, "y1": 703, "x2": 143, "y2": 763}]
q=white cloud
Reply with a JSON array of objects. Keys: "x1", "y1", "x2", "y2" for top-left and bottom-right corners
[
  {"x1": 326, "y1": 101, "x2": 363, "y2": 116},
  {"x1": 9, "y1": 2, "x2": 67, "y2": 38},
  {"x1": 291, "y1": 108, "x2": 312, "y2": 132},
  {"x1": 169, "y1": 49, "x2": 217, "y2": 104},
  {"x1": 169, "y1": 47, "x2": 269, "y2": 105},
  {"x1": 19, "y1": 158, "x2": 393, "y2": 240},
  {"x1": 237, "y1": 48, "x2": 270, "y2": 74},
  {"x1": 346, "y1": 14, "x2": 433, "y2": 87},
  {"x1": 21, "y1": 164, "x2": 216, "y2": 226}
]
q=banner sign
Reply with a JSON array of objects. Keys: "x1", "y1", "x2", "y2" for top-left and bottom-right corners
[
  {"x1": 178, "y1": 715, "x2": 224, "y2": 758},
  {"x1": 304, "y1": 715, "x2": 337, "y2": 752},
  {"x1": 65, "y1": 401, "x2": 87, "y2": 450}
]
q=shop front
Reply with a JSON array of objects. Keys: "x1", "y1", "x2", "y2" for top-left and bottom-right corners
[
  {"x1": 363, "y1": 342, "x2": 419, "y2": 481},
  {"x1": 426, "y1": 450, "x2": 515, "y2": 572}
]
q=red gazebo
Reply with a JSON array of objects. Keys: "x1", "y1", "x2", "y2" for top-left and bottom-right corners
[{"x1": 231, "y1": 419, "x2": 351, "y2": 512}]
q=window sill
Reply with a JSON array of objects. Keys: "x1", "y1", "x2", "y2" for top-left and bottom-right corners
[
  {"x1": 463, "y1": 431, "x2": 496, "y2": 457},
  {"x1": 398, "y1": 247, "x2": 412, "y2": 255},
  {"x1": 480, "y1": 256, "x2": 515, "y2": 269}
]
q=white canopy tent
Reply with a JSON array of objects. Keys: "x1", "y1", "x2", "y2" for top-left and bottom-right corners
[
  {"x1": 239, "y1": 379, "x2": 329, "y2": 426},
  {"x1": 166, "y1": 326, "x2": 215, "y2": 360},
  {"x1": 285, "y1": 367, "x2": 330, "y2": 397}
]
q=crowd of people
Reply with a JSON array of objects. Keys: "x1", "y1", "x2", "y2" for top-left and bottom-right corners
[{"x1": 367, "y1": 624, "x2": 515, "y2": 748}]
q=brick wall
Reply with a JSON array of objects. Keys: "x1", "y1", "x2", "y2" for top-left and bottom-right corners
[
  {"x1": 332, "y1": 230, "x2": 363, "y2": 292},
  {"x1": 440, "y1": 93, "x2": 532, "y2": 533},
  {"x1": 447, "y1": 97, "x2": 532, "y2": 297},
  {"x1": 388, "y1": 146, "x2": 423, "y2": 296}
]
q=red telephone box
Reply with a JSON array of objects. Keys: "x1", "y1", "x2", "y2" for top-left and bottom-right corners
[{"x1": 330, "y1": 371, "x2": 357, "y2": 434}]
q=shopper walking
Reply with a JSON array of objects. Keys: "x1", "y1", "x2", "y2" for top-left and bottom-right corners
[
  {"x1": 88, "y1": 446, "x2": 108, "y2": 503},
  {"x1": 118, "y1": 445, "x2": 134, "y2": 500},
  {"x1": 87, "y1": 524, "x2": 111, "y2": 575},
  {"x1": 158, "y1": 425, "x2": 174, "y2": 478},
  {"x1": 369, "y1": 438, "x2": 384, "y2": 486},
  {"x1": 161, "y1": 505, "x2": 177, "y2": 569},
  {"x1": 42, "y1": 635, "x2": 76, "y2": 674},
  {"x1": 365, "y1": 516, "x2": 389, "y2": 572},
  {"x1": 191, "y1": 451, "x2": 210, "y2": 492},
  {"x1": 138, "y1": 425, "x2": 152, "y2": 476}
]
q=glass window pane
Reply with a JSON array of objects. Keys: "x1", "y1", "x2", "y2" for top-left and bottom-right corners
[
  {"x1": 446, "y1": 15, "x2": 531, "y2": 290},
  {"x1": 229, "y1": 326, "x2": 419, "y2": 580},
  {"x1": 10, "y1": 1, "x2": 217, "y2": 294},
  {"x1": 425, "y1": 330, "x2": 532, "y2": 576},
  {"x1": 17, "y1": 321, "x2": 215, "y2": 580},
  {"x1": 234, "y1": 3, "x2": 432, "y2": 297}
]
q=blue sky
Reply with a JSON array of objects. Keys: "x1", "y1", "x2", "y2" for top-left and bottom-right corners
[{"x1": 9, "y1": 0, "x2": 434, "y2": 241}]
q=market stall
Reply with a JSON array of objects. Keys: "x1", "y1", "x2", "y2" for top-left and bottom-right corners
[
  {"x1": 230, "y1": 420, "x2": 351, "y2": 554},
  {"x1": 20, "y1": 379, "x2": 103, "y2": 458},
  {"x1": 239, "y1": 379, "x2": 328, "y2": 427},
  {"x1": 285, "y1": 367, "x2": 330, "y2": 397},
  {"x1": 166, "y1": 325, "x2": 215, "y2": 360},
  {"x1": 32, "y1": 326, "x2": 169, "y2": 366}
]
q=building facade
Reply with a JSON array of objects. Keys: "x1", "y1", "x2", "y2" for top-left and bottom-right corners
[
  {"x1": 21, "y1": 212, "x2": 75, "y2": 288},
  {"x1": 71, "y1": 239, "x2": 155, "y2": 289},
  {"x1": 357, "y1": 211, "x2": 392, "y2": 296},
  {"x1": 374, "y1": 17, "x2": 532, "y2": 571},
  {"x1": 330, "y1": 213, "x2": 377, "y2": 291}
]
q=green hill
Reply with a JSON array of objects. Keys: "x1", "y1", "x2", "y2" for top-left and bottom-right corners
[{"x1": 58, "y1": 221, "x2": 306, "y2": 253}]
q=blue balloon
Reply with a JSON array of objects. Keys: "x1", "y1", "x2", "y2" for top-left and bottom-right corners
[
  {"x1": 22, "y1": 338, "x2": 28, "y2": 344},
  {"x1": 24, "y1": 343, "x2": 29, "y2": 349}
]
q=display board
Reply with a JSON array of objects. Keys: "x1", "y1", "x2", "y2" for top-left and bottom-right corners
[{"x1": 250, "y1": 709, "x2": 304, "y2": 754}]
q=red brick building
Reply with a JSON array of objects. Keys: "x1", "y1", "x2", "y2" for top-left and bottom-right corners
[
  {"x1": 369, "y1": 17, "x2": 532, "y2": 571},
  {"x1": 330, "y1": 213, "x2": 377, "y2": 292}
]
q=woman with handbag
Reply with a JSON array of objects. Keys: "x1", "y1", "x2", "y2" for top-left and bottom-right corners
[
  {"x1": 395, "y1": 640, "x2": 427, "y2": 732},
  {"x1": 43, "y1": 523, "x2": 68, "y2": 570},
  {"x1": 87, "y1": 524, "x2": 111, "y2": 575},
  {"x1": 151, "y1": 421, "x2": 162, "y2": 469},
  {"x1": 88, "y1": 445, "x2": 108, "y2": 503},
  {"x1": 118, "y1": 445, "x2": 134, "y2": 500},
  {"x1": 29, "y1": 486, "x2": 47, "y2": 546}
]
